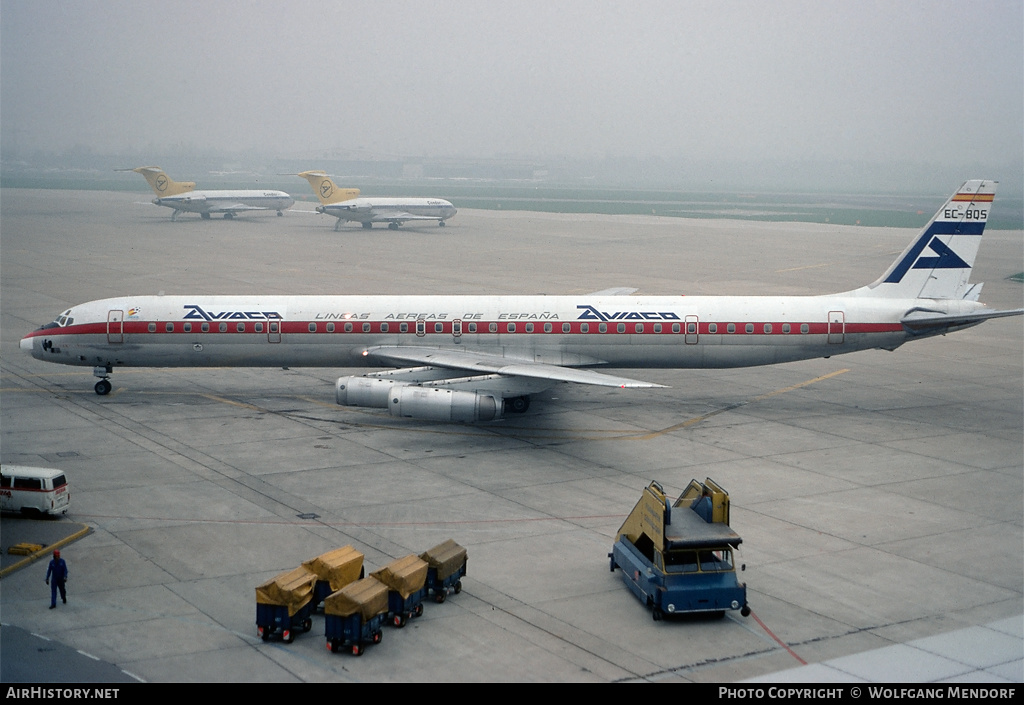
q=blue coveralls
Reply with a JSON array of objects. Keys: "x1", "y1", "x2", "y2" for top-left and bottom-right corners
[{"x1": 46, "y1": 557, "x2": 68, "y2": 607}]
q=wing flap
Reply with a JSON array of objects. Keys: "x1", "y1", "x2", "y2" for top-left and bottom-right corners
[{"x1": 365, "y1": 346, "x2": 666, "y2": 389}]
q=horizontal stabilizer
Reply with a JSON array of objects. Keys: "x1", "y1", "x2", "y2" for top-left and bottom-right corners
[{"x1": 901, "y1": 307, "x2": 1024, "y2": 332}]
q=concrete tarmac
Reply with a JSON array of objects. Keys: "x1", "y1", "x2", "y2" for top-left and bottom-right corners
[{"x1": 1, "y1": 189, "x2": 1021, "y2": 683}]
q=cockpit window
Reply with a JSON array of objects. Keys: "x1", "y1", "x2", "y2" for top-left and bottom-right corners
[{"x1": 54, "y1": 310, "x2": 74, "y2": 327}]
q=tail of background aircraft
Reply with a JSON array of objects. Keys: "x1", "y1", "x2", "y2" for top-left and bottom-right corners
[
  {"x1": 861, "y1": 180, "x2": 997, "y2": 301},
  {"x1": 295, "y1": 171, "x2": 360, "y2": 205},
  {"x1": 123, "y1": 166, "x2": 197, "y2": 197}
]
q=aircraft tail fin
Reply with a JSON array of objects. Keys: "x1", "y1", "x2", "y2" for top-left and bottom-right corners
[
  {"x1": 864, "y1": 180, "x2": 997, "y2": 300},
  {"x1": 122, "y1": 166, "x2": 196, "y2": 197},
  {"x1": 296, "y1": 171, "x2": 360, "y2": 205}
]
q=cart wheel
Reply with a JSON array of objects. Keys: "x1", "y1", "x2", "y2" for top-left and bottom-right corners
[
  {"x1": 414, "y1": 603, "x2": 424, "y2": 618},
  {"x1": 302, "y1": 618, "x2": 313, "y2": 632},
  {"x1": 652, "y1": 607, "x2": 663, "y2": 622},
  {"x1": 283, "y1": 629, "x2": 294, "y2": 643},
  {"x1": 394, "y1": 614, "x2": 407, "y2": 628},
  {"x1": 258, "y1": 626, "x2": 268, "y2": 641},
  {"x1": 454, "y1": 580, "x2": 463, "y2": 594},
  {"x1": 352, "y1": 643, "x2": 364, "y2": 656},
  {"x1": 741, "y1": 605, "x2": 751, "y2": 617},
  {"x1": 435, "y1": 591, "x2": 447, "y2": 604},
  {"x1": 372, "y1": 630, "x2": 383, "y2": 644}
]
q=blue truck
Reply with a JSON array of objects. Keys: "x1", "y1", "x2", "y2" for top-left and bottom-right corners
[{"x1": 609, "y1": 479, "x2": 750, "y2": 620}]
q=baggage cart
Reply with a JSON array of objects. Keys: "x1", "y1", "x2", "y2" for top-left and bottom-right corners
[
  {"x1": 324, "y1": 577, "x2": 388, "y2": 656},
  {"x1": 371, "y1": 554, "x2": 429, "y2": 627},
  {"x1": 420, "y1": 539, "x2": 467, "y2": 603},
  {"x1": 255, "y1": 566, "x2": 316, "y2": 643},
  {"x1": 302, "y1": 545, "x2": 365, "y2": 611}
]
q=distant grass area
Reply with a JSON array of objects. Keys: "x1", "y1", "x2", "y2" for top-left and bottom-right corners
[
  {"x1": 1009, "y1": 273, "x2": 1024, "y2": 283},
  {"x1": 2, "y1": 174, "x2": 1022, "y2": 230}
]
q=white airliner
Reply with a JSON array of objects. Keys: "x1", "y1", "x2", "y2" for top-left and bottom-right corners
[
  {"x1": 122, "y1": 167, "x2": 295, "y2": 221},
  {"x1": 21, "y1": 180, "x2": 1021, "y2": 422},
  {"x1": 295, "y1": 171, "x2": 457, "y2": 231}
]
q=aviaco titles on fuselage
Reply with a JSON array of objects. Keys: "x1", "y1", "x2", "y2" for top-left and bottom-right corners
[
  {"x1": 120, "y1": 166, "x2": 294, "y2": 221},
  {"x1": 21, "y1": 180, "x2": 1022, "y2": 423},
  {"x1": 294, "y1": 170, "x2": 456, "y2": 231}
]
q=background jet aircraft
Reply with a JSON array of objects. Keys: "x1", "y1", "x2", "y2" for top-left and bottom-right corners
[
  {"x1": 122, "y1": 166, "x2": 294, "y2": 221},
  {"x1": 21, "y1": 181, "x2": 1021, "y2": 422},
  {"x1": 295, "y1": 170, "x2": 456, "y2": 231}
]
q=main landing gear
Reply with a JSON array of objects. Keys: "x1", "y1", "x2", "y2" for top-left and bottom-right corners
[{"x1": 93, "y1": 366, "x2": 112, "y2": 396}]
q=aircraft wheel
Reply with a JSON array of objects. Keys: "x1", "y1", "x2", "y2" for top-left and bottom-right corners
[
  {"x1": 388, "y1": 223, "x2": 399, "y2": 230},
  {"x1": 362, "y1": 222, "x2": 373, "y2": 229},
  {"x1": 224, "y1": 213, "x2": 234, "y2": 220},
  {"x1": 439, "y1": 221, "x2": 446, "y2": 227},
  {"x1": 201, "y1": 213, "x2": 211, "y2": 220},
  {"x1": 94, "y1": 379, "x2": 112, "y2": 396}
]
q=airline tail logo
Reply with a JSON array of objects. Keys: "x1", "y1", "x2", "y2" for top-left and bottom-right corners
[
  {"x1": 154, "y1": 175, "x2": 168, "y2": 193},
  {"x1": 319, "y1": 179, "x2": 334, "y2": 200},
  {"x1": 882, "y1": 182, "x2": 993, "y2": 286}
]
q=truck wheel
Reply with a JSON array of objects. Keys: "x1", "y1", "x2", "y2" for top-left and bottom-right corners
[
  {"x1": 652, "y1": 607, "x2": 663, "y2": 621},
  {"x1": 741, "y1": 605, "x2": 751, "y2": 617}
]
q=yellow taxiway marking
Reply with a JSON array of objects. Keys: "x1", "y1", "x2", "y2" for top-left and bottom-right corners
[
  {"x1": 4, "y1": 369, "x2": 851, "y2": 441},
  {"x1": 616, "y1": 369, "x2": 850, "y2": 441}
]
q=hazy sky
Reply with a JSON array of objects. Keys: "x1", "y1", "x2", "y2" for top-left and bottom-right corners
[{"x1": 2, "y1": 0, "x2": 1022, "y2": 174}]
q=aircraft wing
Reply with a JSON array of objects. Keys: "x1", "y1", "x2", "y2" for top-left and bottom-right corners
[
  {"x1": 364, "y1": 346, "x2": 667, "y2": 389},
  {"x1": 370, "y1": 212, "x2": 443, "y2": 223},
  {"x1": 206, "y1": 203, "x2": 272, "y2": 213},
  {"x1": 901, "y1": 308, "x2": 1024, "y2": 332}
]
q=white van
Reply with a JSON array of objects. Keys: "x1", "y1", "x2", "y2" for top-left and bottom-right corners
[{"x1": 0, "y1": 465, "x2": 70, "y2": 516}]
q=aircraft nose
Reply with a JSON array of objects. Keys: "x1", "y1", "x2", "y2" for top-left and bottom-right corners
[{"x1": 20, "y1": 335, "x2": 34, "y2": 353}]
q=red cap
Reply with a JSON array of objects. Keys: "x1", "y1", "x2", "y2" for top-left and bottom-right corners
[{"x1": 53, "y1": 549, "x2": 60, "y2": 557}]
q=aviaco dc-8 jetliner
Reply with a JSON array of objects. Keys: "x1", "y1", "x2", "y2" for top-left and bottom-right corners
[
  {"x1": 295, "y1": 171, "x2": 457, "y2": 231},
  {"x1": 120, "y1": 166, "x2": 294, "y2": 221},
  {"x1": 21, "y1": 181, "x2": 1022, "y2": 422}
]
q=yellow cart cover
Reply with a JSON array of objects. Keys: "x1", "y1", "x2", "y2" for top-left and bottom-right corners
[
  {"x1": 324, "y1": 577, "x2": 389, "y2": 620},
  {"x1": 419, "y1": 539, "x2": 467, "y2": 581},
  {"x1": 255, "y1": 567, "x2": 315, "y2": 617},
  {"x1": 302, "y1": 545, "x2": 364, "y2": 592},
  {"x1": 370, "y1": 554, "x2": 428, "y2": 599}
]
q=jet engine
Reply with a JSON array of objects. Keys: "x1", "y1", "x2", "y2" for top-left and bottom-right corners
[{"x1": 336, "y1": 376, "x2": 503, "y2": 423}]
